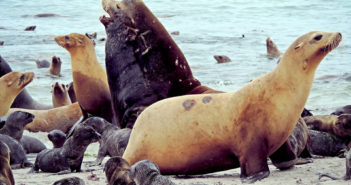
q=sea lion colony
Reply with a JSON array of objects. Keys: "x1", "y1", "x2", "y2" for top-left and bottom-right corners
[{"x1": 0, "y1": 0, "x2": 348, "y2": 184}]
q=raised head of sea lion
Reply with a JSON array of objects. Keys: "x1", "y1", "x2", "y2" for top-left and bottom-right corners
[
  {"x1": 0, "y1": 55, "x2": 52, "y2": 110},
  {"x1": 0, "y1": 71, "x2": 34, "y2": 116},
  {"x1": 122, "y1": 31, "x2": 342, "y2": 183},
  {"x1": 0, "y1": 141, "x2": 14, "y2": 185},
  {"x1": 54, "y1": 33, "x2": 116, "y2": 125},
  {"x1": 266, "y1": 37, "x2": 283, "y2": 58},
  {"x1": 104, "y1": 157, "x2": 135, "y2": 185},
  {"x1": 49, "y1": 56, "x2": 62, "y2": 76},
  {"x1": 0, "y1": 134, "x2": 32, "y2": 169},
  {"x1": 130, "y1": 160, "x2": 176, "y2": 185},
  {"x1": 48, "y1": 129, "x2": 66, "y2": 148},
  {"x1": 0, "y1": 111, "x2": 34, "y2": 141},
  {"x1": 31, "y1": 125, "x2": 100, "y2": 173},
  {"x1": 52, "y1": 82, "x2": 71, "y2": 108}
]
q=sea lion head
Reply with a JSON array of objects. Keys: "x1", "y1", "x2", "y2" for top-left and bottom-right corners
[
  {"x1": 283, "y1": 31, "x2": 342, "y2": 71},
  {"x1": 54, "y1": 33, "x2": 94, "y2": 51},
  {"x1": 52, "y1": 56, "x2": 62, "y2": 65},
  {"x1": 1, "y1": 72, "x2": 34, "y2": 93},
  {"x1": 104, "y1": 156, "x2": 135, "y2": 185},
  {"x1": 7, "y1": 111, "x2": 34, "y2": 128},
  {"x1": 337, "y1": 114, "x2": 351, "y2": 130},
  {"x1": 129, "y1": 160, "x2": 160, "y2": 183},
  {"x1": 52, "y1": 82, "x2": 67, "y2": 97},
  {"x1": 73, "y1": 125, "x2": 101, "y2": 145},
  {"x1": 48, "y1": 129, "x2": 66, "y2": 148},
  {"x1": 0, "y1": 141, "x2": 10, "y2": 160},
  {"x1": 81, "y1": 117, "x2": 110, "y2": 134}
]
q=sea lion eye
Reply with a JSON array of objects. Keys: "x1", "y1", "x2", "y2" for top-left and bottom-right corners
[
  {"x1": 313, "y1": 34, "x2": 323, "y2": 41},
  {"x1": 64, "y1": 36, "x2": 70, "y2": 40}
]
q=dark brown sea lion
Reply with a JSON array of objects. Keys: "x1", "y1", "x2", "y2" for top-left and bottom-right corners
[
  {"x1": 52, "y1": 177, "x2": 85, "y2": 185},
  {"x1": 0, "y1": 111, "x2": 34, "y2": 141},
  {"x1": 81, "y1": 117, "x2": 131, "y2": 165},
  {"x1": 130, "y1": 160, "x2": 176, "y2": 185},
  {"x1": 0, "y1": 134, "x2": 32, "y2": 169},
  {"x1": 55, "y1": 33, "x2": 116, "y2": 125},
  {"x1": 24, "y1": 26, "x2": 36, "y2": 31},
  {"x1": 0, "y1": 141, "x2": 14, "y2": 185},
  {"x1": 214, "y1": 55, "x2": 231, "y2": 64},
  {"x1": 0, "y1": 55, "x2": 52, "y2": 110},
  {"x1": 104, "y1": 157, "x2": 135, "y2": 185},
  {"x1": 20, "y1": 135, "x2": 47, "y2": 154},
  {"x1": 101, "y1": 0, "x2": 221, "y2": 128},
  {"x1": 31, "y1": 125, "x2": 100, "y2": 173},
  {"x1": 304, "y1": 114, "x2": 351, "y2": 138},
  {"x1": 48, "y1": 129, "x2": 66, "y2": 148},
  {"x1": 52, "y1": 82, "x2": 71, "y2": 108},
  {"x1": 123, "y1": 30, "x2": 342, "y2": 183},
  {"x1": 266, "y1": 37, "x2": 283, "y2": 58},
  {"x1": 0, "y1": 71, "x2": 34, "y2": 116},
  {"x1": 66, "y1": 82, "x2": 77, "y2": 103},
  {"x1": 332, "y1": 105, "x2": 351, "y2": 115},
  {"x1": 49, "y1": 56, "x2": 62, "y2": 76},
  {"x1": 308, "y1": 129, "x2": 347, "y2": 156}
]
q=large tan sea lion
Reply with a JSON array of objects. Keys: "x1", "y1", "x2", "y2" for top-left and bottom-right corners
[
  {"x1": 55, "y1": 33, "x2": 116, "y2": 125},
  {"x1": 123, "y1": 31, "x2": 342, "y2": 183},
  {"x1": 0, "y1": 72, "x2": 34, "y2": 116},
  {"x1": 101, "y1": 0, "x2": 219, "y2": 128}
]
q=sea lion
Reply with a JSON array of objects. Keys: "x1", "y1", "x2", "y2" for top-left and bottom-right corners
[
  {"x1": 20, "y1": 135, "x2": 47, "y2": 154},
  {"x1": 0, "y1": 71, "x2": 34, "y2": 116},
  {"x1": 130, "y1": 160, "x2": 176, "y2": 185},
  {"x1": 48, "y1": 129, "x2": 66, "y2": 148},
  {"x1": 308, "y1": 129, "x2": 347, "y2": 156},
  {"x1": 55, "y1": 33, "x2": 116, "y2": 125},
  {"x1": 269, "y1": 117, "x2": 312, "y2": 169},
  {"x1": 52, "y1": 177, "x2": 85, "y2": 185},
  {"x1": 0, "y1": 134, "x2": 32, "y2": 169},
  {"x1": 0, "y1": 141, "x2": 14, "y2": 185},
  {"x1": 303, "y1": 114, "x2": 351, "y2": 138},
  {"x1": 122, "y1": 31, "x2": 342, "y2": 183},
  {"x1": 49, "y1": 56, "x2": 62, "y2": 76},
  {"x1": 66, "y1": 82, "x2": 77, "y2": 103},
  {"x1": 319, "y1": 148, "x2": 351, "y2": 180},
  {"x1": 101, "y1": 0, "x2": 222, "y2": 128},
  {"x1": 35, "y1": 59, "x2": 50, "y2": 68},
  {"x1": 81, "y1": 117, "x2": 131, "y2": 165},
  {"x1": 0, "y1": 55, "x2": 52, "y2": 110},
  {"x1": 24, "y1": 26, "x2": 36, "y2": 31},
  {"x1": 6, "y1": 102, "x2": 82, "y2": 133},
  {"x1": 332, "y1": 105, "x2": 351, "y2": 115},
  {"x1": 214, "y1": 55, "x2": 231, "y2": 64},
  {"x1": 266, "y1": 37, "x2": 283, "y2": 58},
  {"x1": 52, "y1": 82, "x2": 71, "y2": 108},
  {"x1": 0, "y1": 111, "x2": 34, "y2": 141},
  {"x1": 31, "y1": 125, "x2": 100, "y2": 173},
  {"x1": 104, "y1": 157, "x2": 135, "y2": 185}
]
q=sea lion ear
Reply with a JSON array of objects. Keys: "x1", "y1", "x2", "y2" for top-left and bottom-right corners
[
  {"x1": 295, "y1": 42, "x2": 304, "y2": 50},
  {"x1": 6, "y1": 79, "x2": 15, "y2": 87}
]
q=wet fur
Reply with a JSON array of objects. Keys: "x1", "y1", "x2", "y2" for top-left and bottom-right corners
[{"x1": 0, "y1": 111, "x2": 34, "y2": 141}]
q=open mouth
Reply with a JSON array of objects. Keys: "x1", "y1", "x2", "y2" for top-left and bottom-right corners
[{"x1": 320, "y1": 33, "x2": 342, "y2": 53}]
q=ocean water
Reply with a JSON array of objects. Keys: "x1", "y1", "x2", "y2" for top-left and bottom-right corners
[{"x1": 0, "y1": 0, "x2": 350, "y2": 115}]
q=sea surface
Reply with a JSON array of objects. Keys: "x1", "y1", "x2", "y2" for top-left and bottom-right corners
[{"x1": 0, "y1": 0, "x2": 350, "y2": 115}]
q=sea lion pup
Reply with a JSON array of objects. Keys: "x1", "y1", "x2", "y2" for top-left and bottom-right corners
[
  {"x1": 0, "y1": 71, "x2": 34, "y2": 116},
  {"x1": 52, "y1": 82, "x2": 72, "y2": 108},
  {"x1": 6, "y1": 102, "x2": 82, "y2": 133},
  {"x1": 303, "y1": 114, "x2": 351, "y2": 138},
  {"x1": 52, "y1": 177, "x2": 85, "y2": 185},
  {"x1": 269, "y1": 117, "x2": 312, "y2": 169},
  {"x1": 332, "y1": 105, "x2": 351, "y2": 115},
  {"x1": 81, "y1": 117, "x2": 131, "y2": 165},
  {"x1": 0, "y1": 141, "x2": 14, "y2": 185},
  {"x1": 101, "y1": 0, "x2": 218, "y2": 128},
  {"x1": 48, "y1": 129, "x2": 66, "y2": 148},
  {"x1": 319, "y1": 148, "x2": 351, "y2": 180},
  {"x1": 49, "y1": 56, "x2": 62, "y2": 76},
  {"x1": 54, "y1": 33, "x2": 116, "y2": 125},
  {"x1": 0, "y1": 111, "x2": 34, "y2": 141},
  {"x1": 104, "y1": 157, "x2": 135, "y2": 185},
  {"x1": 0, "y1": 134, "x2": 32, "y2": 169},
  {"x1": 266, "y1": 37, "x2": 283, "y2": 58},
  {"x1": 308, "y1": 129, "x2": 347, "y2": 156},
  {"x1": 122, "y1": 31, "x2": 342, "y2": 183},
  {"x1": 66, "y1": 82, "x2": 77, "y2": 103},
  {"x1": 0, "y1": 55, "x2": 52, "y2": 110},
  {"x1": 130, "y1": 160, "x2": 176, "y2": 185},
  {"x1": 20, "y1": 135, "x2": 47, "y2": 154},
  {"x1": 31, "y1": 125, "x2": 101, "y2": 173}
]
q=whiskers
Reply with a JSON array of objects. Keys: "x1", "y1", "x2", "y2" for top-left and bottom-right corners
[{"x1": 321, "y1": 34, "x2": 342, "y2": 53}]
